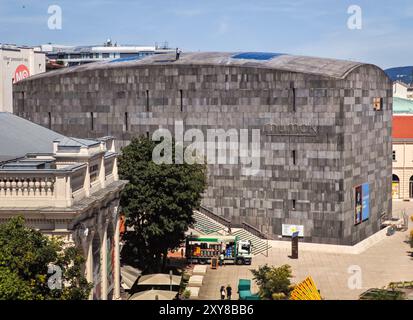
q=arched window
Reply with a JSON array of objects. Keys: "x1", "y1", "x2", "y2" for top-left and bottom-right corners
[{"x1": 392, "y1": 174, "x2": 400, "y2": 198}]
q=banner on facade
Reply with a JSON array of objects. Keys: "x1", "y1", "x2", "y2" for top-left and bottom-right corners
[
  {"x1": 13, "y1": 64, "x2": 30, "y2": 83},
  {"x1": 361, "y1": 183, "x2": 370, "y2": 221},
  {"x1": 354, "y1": 183, "x2": 370, "y2": 225}
]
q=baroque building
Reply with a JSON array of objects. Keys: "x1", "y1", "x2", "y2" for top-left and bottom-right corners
[{"x1": 0, "y1": 112, "x2": 127, "y2": 299}]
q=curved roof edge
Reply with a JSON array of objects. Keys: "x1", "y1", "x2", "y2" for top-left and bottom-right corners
[
  {"x1": 22, "y1": 52, "x2": 385, "y2": 82},
  {"x1": 340, "y1": 62, "x2": 392, "y2": 83}
]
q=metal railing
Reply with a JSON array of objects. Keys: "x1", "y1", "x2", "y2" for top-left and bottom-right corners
[
  {"x1": 239, "y1": 221, "x2": 272, "y2": 240},
  {"x1": 197, "y1": 205, "x2": 272, "y2": 240},
  {"x1": 198, "y1": 205, "x2": 231, "y2": 228}
]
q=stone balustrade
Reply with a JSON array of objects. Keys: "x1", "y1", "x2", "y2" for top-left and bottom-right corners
[
  {"x1": 0, "y1": 154, "x2": 119, "y2": 209},
  {"x1": 0, "y1": 176, "x2": 55, "y2": 197},
  {"x1": 0, "y1": 173, "x2": 71, "y2": 208}
]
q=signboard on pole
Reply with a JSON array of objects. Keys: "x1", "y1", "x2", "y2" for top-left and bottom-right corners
[
  {"x1": 282, "y1": 224, "x2": 304, "y2": 237},
  {"x1": 291, "y1": 231, "x2": 299, "y2": 259}
]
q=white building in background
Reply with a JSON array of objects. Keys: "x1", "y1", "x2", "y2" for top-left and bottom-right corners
[
  {"x1": 0, "y1": 112, "x2": 127, "y2": 300},
  {"x1": 41, "y1": 39, "x2": 175, "y2": 67},
  {"x1": 0, "y1": 45, "x2": 45, "y2": 112},
  {"x1": 393, "y1": 81, "x2": 413, "y2": 100},
  {"x1": 392, "y1": 115, "x2": 413, "y2": 200}
]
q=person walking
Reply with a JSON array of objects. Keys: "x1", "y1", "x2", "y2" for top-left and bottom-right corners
[
  {"x1": 226, "y1": 284, "x2": 232, "y2": 300},
  {"x1": 219, "y1": 252, "x2": 224, "y2": 266},
  {"x1": 220, "y1": 286, "x2": 226, "y2": 300}
]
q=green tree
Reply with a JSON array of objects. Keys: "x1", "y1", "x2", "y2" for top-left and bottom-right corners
[
  {"x1": 118, "y1": 136, "x2": 207, "y2": 272},
  {"x1": 0, "y1": 216, "x2": 92, "y2": 300},
  {"x1": 251, "y1": 264, "x2": 294, "y2": 300}
]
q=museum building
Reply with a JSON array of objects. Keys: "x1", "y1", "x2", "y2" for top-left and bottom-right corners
[{"x1": 13, "y1": 52, "x2": 392, "y2": 244}]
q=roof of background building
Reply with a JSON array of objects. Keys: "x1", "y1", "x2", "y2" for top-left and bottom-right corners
[
  {"x1": 25, "y1": 52, "x2": 380, "y2": 81},
  {"x1": 393, "y1": 115, "x2": 413, "y2": 139},
  {"x1": 394, "y1": 80, "x2": 409, "y2": 88},
  {"x1": 393, "y1": 97, "x2": 413, "y2": 114},
  {"x1": 0, "y1": 113, "x2": 98, "y2": 162}
]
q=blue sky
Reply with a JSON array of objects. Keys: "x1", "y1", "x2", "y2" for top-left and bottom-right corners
[{"x1": 1, "y1": 0, "x2": 413, "y2": 69}]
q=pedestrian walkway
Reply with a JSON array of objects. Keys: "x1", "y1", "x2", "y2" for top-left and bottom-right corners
[{"x1": 199, "y1": 229, "x2": 413, "y2": 300}]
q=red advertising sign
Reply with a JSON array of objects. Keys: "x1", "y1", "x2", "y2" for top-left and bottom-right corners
[{"x1": 13, "y1": 64, "x2": 30, "y2": 83}]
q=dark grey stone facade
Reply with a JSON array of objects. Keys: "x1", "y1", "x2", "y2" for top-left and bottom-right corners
[{"x1": 13, "y1": 52, "x2": 392, "y2": 245}]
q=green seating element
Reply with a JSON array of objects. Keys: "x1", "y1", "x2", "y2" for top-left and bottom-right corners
[
  {"x1": 239, "y1": 290, "x2": 260, "y2": 300},
  {"x1": 238, "y1": 279, "x2": 260, "y2": 300},
  {"x1": 238, "y1": 279, "x2": 251, "y2": 291}
]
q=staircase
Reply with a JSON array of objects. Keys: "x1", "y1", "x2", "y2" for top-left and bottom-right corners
[
  {"x1": 192, "y1": 210, "x2": 227, "y2": 234},
  {"x1": 232, "y1": 229, "x2": 271, "y2": 256},
  {"x1": 192, "y1": 209, "x2": 271, "y2": 256}
]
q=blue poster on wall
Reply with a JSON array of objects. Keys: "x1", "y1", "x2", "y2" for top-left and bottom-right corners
[
  {"x1": 362, "y1": 183, "x2": 370, "y2": 221},
  {"x1": 354, "y1": 185, "x2": 362, "y2": 225}
]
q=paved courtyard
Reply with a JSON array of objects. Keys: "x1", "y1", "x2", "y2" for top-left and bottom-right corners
[{"x1": 198, "y1": 201, "x2": 413, "y2": 300}]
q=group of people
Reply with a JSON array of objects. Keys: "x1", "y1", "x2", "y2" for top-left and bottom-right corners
[{"x1": 220, "y1": 284, "x2": 232, "y2": 300}]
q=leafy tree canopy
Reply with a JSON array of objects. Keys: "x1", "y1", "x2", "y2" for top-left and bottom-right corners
[
  {"x1": 251, "y1": 264, "x2": 294, "y2": 300},
  {"x1": 119, "y1": 136, "x2": 207, "y2": 272},
  {"x1": 0, "y1": 216, "x2": 92, "y2": 300}
]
